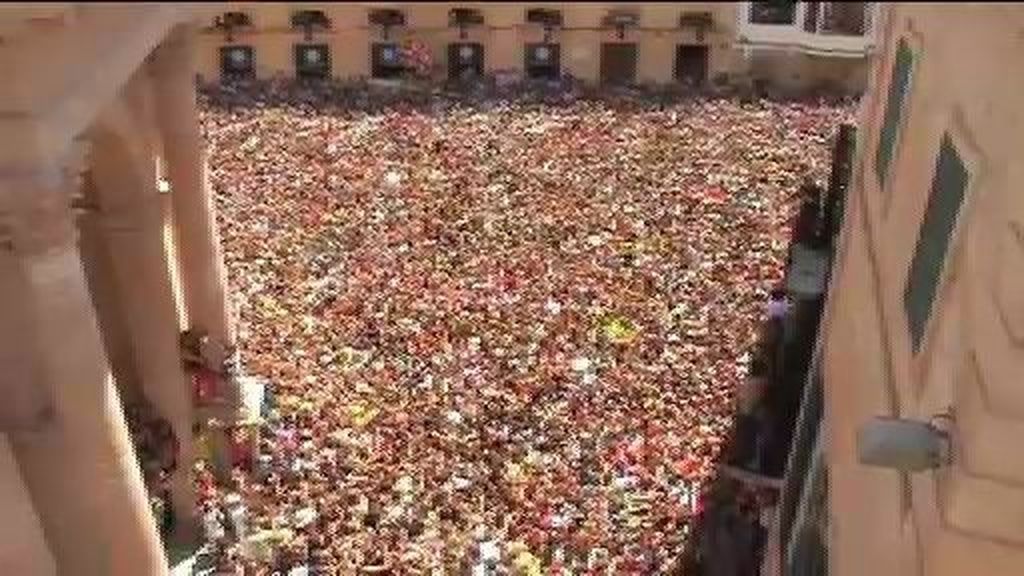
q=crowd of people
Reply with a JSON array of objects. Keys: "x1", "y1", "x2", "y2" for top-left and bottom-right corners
[{"x1": 191, "y1": 79, "x2": 855, "y2": 574}]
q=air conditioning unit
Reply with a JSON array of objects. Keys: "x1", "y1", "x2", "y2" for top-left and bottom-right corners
[
  {"x1": 220, "y1": 45, "x2": 255, "y2": 79},
  {"x1": 294, "y1": 44, "x2": 330, "y2": 80},
  {"x1": 525, "y1": 43, "x2": 561, "y2": 80}
]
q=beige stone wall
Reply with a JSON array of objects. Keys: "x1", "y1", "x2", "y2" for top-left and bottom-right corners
[
  {"x1": 0, "y1": 437, "x2": 55, "y2": 575},
  {"x1": 195, "y1": 2, "x2": 748, "y2": 85},
  {"x1": 823, "y1": 4, "x2": 1024, "y2": 575}
]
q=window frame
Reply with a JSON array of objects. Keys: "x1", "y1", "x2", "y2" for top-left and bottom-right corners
[
  {"x1": 749, "y1": 0, "x2": 798, "y2": 26},
  {"x1": 219, "y1": 45, "x2": 256, "y2": 80}
]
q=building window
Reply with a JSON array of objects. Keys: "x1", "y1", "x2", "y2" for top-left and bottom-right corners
[
  {"x1": 220, "y1": 46, "x2": 255, "y2": 79},
  {"x1": 904, "y1": 135, "x2": 969, "y2": 353},
  {"x1": 821, "y1": 2, "x2": 868, "y2": 36},
  {"x1": 447, "y1": 43, "x2": 484, "y2": 81},
  {"x1": 803, "y1": 2, "x2": 821, "y2": 32},
  {"x1": 750, "y1": 1, "x2": 797, "y2": 25},
  {"x1": 600, "y1": 43, "x2": 637, "y2": 86},
  {"x1": 372, "y1": 43, "x2": 404, "y2": 79},
  {"x1": 675, "y1": 45, "x2": 709, "y2": 87},
  {"x1": 525, "y1": 43, "x2": 561, "y2": 80},
  {"x1": 876, "y1": 39, "x2": 914, "y2": 187},
  {"x1": 294, "y1": 44, "x2": 330, "y2": 80}
]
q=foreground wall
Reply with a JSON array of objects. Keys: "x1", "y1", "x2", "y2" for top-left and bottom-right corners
[{"x1": 823, "y1": 4, "x2": 1024, "y2": 575}]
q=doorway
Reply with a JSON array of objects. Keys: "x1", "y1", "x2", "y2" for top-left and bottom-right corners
[
  {"x1": 448, "y1": 43, "x2": 484, "y2": 81},
  {"x1": 600, "y1": 43, "x2": 637, "y2": 86},
  {"x1": 675, "y1": 45, "x2": 709, "y2": 87}
]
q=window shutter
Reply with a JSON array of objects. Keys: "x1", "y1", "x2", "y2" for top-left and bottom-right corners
[
  {"x1": 876, "y1": 39, "x2": 914, "y2": 187},
  {"x1": 904, "y1": 135, "x2": 969, "y2": 352}
]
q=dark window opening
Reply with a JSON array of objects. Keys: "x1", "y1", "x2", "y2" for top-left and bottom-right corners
[
  {"x1": 821, "y1": 2, "x2": 867, "y2": 36},
  {"x1": 219, "y1": 46, "x2": 255, "y2": 79},
  {"x1": 294, "y1": 44, "x2": 330, "y2": 80},
  {"x1": 904, "y1": 135, "x2": 969, "y2": 353},
  {"x1": 803, "y1": 2, "x2": 821, "y2": 32},
  {"x1": 447, "y1": 43, "x2": 484, "y2": 81},
  {"x1": 750, "y1": 1, "x2": 797, "y2": 25},
  {"x1": 372, "y1": 43, "x2": 405, "y2": 79},
  {"x1": 876, "y1": 39, "x2": 914, "y2": 186},
  {"x1": 675, "y1": 45, "x2": 709, "y2": 87},
  {"x1": 525, "y1": 43, "x2": 560, "y2": 80},
  {"x1": 600, "y1": 43, "x2": 637, "y2": 86}
]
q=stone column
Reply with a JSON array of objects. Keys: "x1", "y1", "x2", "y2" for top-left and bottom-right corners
[
  {"x1": 89, "y1": 82, "x2": 196, "y2": 533},
  {"x1": 150, "y1": 24, "x2": 235, "y2": 349},
  {"x1": 0, "y1": 158, "x2": 168, "y2": 575}
]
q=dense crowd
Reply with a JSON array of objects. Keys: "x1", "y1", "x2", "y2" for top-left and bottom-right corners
[{"x1": 194, "y1": 81, "x2": 854, "y2": 574}]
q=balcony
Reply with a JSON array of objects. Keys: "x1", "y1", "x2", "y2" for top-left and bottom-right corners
[{"x1": 737, "y1": 2, "x2": 879, "y2": 58}]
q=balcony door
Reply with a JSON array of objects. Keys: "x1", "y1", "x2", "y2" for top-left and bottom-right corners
[{"x1": 600, "y1": 43, "x2": 637, "y2": 86}]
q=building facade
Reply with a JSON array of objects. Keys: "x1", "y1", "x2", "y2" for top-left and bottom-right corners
[
  {"x1": 195, "y1": 2, "x2": 879, "y2": 94},
  {"x1": 766, "y1": 3, "x2": 1024, "y2": 575},
  {"x1": 0, "y1": 5, "x2": 243, "y2": 575}
]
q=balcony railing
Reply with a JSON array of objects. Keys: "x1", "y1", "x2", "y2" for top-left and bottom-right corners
[{"x1": 738, "y1": 2, "x2": 878, "y2": 57}]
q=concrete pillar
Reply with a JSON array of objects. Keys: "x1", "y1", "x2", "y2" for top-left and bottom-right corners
[
  {"x1": 150, "y1": 24, "x2": 235, "y2": 349},
  {"x1": 0, "y1": 159, "x2": 168, "y2": 575},
  {"x1": 75, "y1": 177, "x2": 145, "y2": 407},
  {"x1": 89, "y1": 80, "x2": 196, "y2": 532}
]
